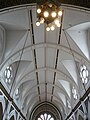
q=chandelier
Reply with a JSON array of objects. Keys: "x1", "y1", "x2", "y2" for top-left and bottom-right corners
[{"x1": 36, "y1": 0, "x2": 62, "y2": 31}]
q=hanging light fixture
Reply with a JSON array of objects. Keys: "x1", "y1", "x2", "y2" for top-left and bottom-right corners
[{"x1": 36, "y1": 0, "x2": 62, "y2": 31}]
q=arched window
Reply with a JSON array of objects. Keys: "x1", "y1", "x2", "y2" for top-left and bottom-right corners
[
  {"x1": 80, "y1": 65, "x2": 89, "y2": 84},
  {"x1": 4, "y1": 66, "x2": 13, "y2": 84},
  {"x1": 72, "y1": 86, "x2": 78, "y2": 100},
  {"x1": 37, "y1": 113, "x2": 54, "y2": 120}
]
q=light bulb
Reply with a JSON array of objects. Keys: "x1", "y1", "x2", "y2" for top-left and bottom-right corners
[
  {"x1": 57, "y1": 23, "x2": 61, "y2": 27},
  {"x1": 54, "y1": 18, "x2": 59, "y2": 25},
  {"x1": 43, "y1": 11, "x2": 49, "y2": 18},
  {"x1": 38, "y1": 118, "x2": 41, "y2": 120},
  {"x1": 51, "y1": 25, "x2": 55, "y2": 31},
  {"x1": 49, "y1": 3, "x2": 52, "y2": 7},
  {"x1": 58, "y1": 10, "x2": 62, "y2": 16},
  {"x1": 40, "y1": 17, "x2": 44, "y2": 24},
  {"x1": 37, "y1": 8, "x2": 41, "y2": 14},
  {"x1": 46, "y1": 26, "x2": 50, "y2": 31},
  {"x1": 36, "y1": 21, "x2": 40, "y2": 26},
  {"x1": 51, "y1": 11, "x2": 57, "y2": 18}
]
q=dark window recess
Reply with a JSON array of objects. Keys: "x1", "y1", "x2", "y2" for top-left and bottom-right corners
[{"x1": 79, "y1": 105, "x2": 84, "y2": 113}]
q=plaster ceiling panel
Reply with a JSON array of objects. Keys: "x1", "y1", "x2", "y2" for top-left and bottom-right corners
[
  {"x1": 67, "y1": 22, "x2": 90, "y2": 31},
  {"x1": 88, "y1": 29, "x2": 90, "y2": 57},
  {"x1": 53, "y1": 96, "x2": 64, "y2": 108},
  {"x1": 62, "y1": 60, "x2": 78, "y2": 84},
  {"x1": 36, "y1": 48, "x2": 45, "y2": 68},
  {"x1": 47, "y1": 83, "x2": 53, "y2": 95},
  {"x1": 38, "y1": 71, "x2": 45, "y2": 84},
  {"x1": 21, "y1": 87, "x2": 38, "y2": 108},
  {"x1": 54, "y1": 85, "x2": 68, "y2": 99},
  {"x1": 0, "y1": 8, "x2": 29, "y2": 30},
  {"x1": 28, "y1": 97, "x2": 39, "y2": 114},
  {"x1": 13, "y1": 81, "x2": 38, "y2": 101},
  {"x1": 62, "y1": 31, "x2": 87, "y2": 61},
  {"x1": 25, "y1": 93, "x2": 39, "y2": 111},
  {"x1": 40, "y1": 93, "x2": 45, "y2": 101},
  {"x1": 21, "y1": 75, "x2": 36, "y2": 89},
  {"x1": 0, "y1": 26, "x2": 5, "y2": 64},
  {"x1": 57, "y1": 50, "x2": 74, "y2": 63},
  {"x1": 34, "y1": 24, "x2": 45, "y2": 44},
  {"x1": 22, "y1": 69, "x2": 36, "y2": 81},
  {"x1": 46, "y1": 70, "x2": 54, "y2": 84},
  {"x1": 56, "y1": 73, "x2": 74, "y2": 85},
  {"x1": 47, "y1": 93, "x2": 51, "y2": 102},
  {"x1": 19, "y1": 50, "x2": 33, "y2": 62},
  {"x1": 63, "y1": 8, "x2": 90, "y2": 30},
  {"x1": 13, "y1": 72, "x2": 36, "y2": 95},
  {"x1": 53, "y1": 90, "x2": 60, "y2": 98},
  {"x1": 57, "y1": 92, "x2": 66, "y2": 106},
  {"x1": 55, "y1": 79, "x2": 66, "y2": 90},
  {"x1": 7, "y1": 30, "x2": 32, "y2": 58},
  {"x1": 60, "y1": 30, "x2": 86, "y2": 62},
  {"x1": 12, "y1": 31, "x2": 30, "y2": 54},
  {"x1": 57, "y1": 60, "x2": 71, "y2": 78},
  {"x1": 53, "y1": 100, "x2": 65, "y2": 113},
  {"x1": 22, "y1": 31, "x2": 32, "y2": 48},
  {"x1": 46, "y1": 48, "x2": 56, "y2": 68},
  {"x1": 27, "y1": 86, "x2": 38, "y2": 99},
  {"x1": 46, "y1": 28, "x2": 60, "y2": 44},
  {"x1": 67, "y1": 23, "x2": 90, "y2": 60},
  {"x1": 22, "y1": 81, "x2": 38, "y2": 99},
  {"x1": 39, "y1": 84, "x2": 45, "y2": 100},
  {"x1": 39, "y1": 84, "x2": 45, "y2": 93},
  {"x1": 13, "y1": 62, "x2": 35, "y2": 87},
  {"x1": 14, "y1": 78, "x2": 36, "y2": 96},
  {"x1": 25, "y1": 61, "x2": 35, "y2": 72},
  {"x1": 13, "y1": 61, "x2": 32, "y2": 82},
  {"x1": 60, "y1": 30, "x2": 70, "y2": 48},
  {"x1": 58, "y1": 80, "x2": 71, "y2": 98},
  {"x1": 5, "y1": 30, "x2": 27, "y2": 58}
]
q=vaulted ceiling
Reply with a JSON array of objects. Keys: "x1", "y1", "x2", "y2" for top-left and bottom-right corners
[{"x1": 0, "y1": 2, "x2": 90, "y2": 120}]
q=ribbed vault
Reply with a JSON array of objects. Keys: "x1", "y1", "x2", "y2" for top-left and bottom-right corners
[{"x1": 0, "y1": 3, "x2": 90, "y2": 120}]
